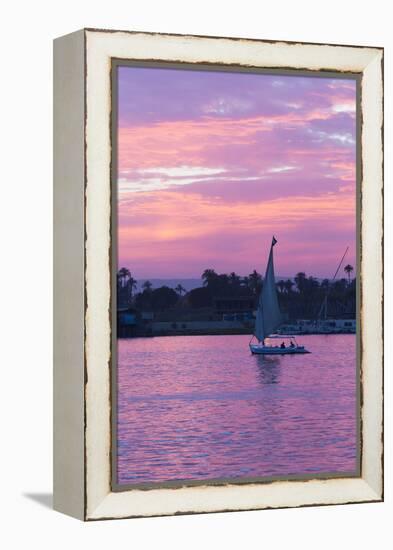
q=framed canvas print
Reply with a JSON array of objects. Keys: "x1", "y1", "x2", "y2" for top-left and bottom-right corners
[{"x1": 53, "y1": 29, "x2": 383, "y2": 521}]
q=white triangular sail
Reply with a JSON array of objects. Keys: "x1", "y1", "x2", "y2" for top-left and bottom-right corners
[{"x1": 254, "y1": 237, "x2": 282, "y2": 343}]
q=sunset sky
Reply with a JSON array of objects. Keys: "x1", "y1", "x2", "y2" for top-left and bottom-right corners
[{"x1": 117, "y1": 66, "x2": 357, "y2": 279}]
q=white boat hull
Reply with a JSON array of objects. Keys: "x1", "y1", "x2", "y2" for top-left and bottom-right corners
[{"x1": 249, "y1": 343, "x2": 310, "y2": 355}]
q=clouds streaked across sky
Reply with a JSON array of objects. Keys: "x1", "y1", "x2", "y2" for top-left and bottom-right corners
[{"x1": 117, "y1": 66, "x2": 357, "y2": 279}]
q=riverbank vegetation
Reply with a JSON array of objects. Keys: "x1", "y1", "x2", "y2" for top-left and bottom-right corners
[{"x1": 117, "y1": 266, "x2": 356, "y2": 320}]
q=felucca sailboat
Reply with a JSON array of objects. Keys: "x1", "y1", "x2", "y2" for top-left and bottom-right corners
[{"x1": 249, "y1": 237, "x2": 310, "y2": 355}]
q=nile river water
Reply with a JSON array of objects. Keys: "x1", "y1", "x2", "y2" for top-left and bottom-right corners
[{"x1": 116, "y1": 334, "x2": 358, "y2": 485}]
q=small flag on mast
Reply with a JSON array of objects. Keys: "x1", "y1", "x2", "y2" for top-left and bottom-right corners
[{"x1": 272, "y1": 236, "x2": 278, "y2": 246}]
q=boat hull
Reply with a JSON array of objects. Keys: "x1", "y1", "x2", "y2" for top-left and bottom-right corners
[{"x1": 249, "y1": 344, "x2": 310, "y2": 355}]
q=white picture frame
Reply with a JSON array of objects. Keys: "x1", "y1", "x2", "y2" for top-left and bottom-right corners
[{"x1": 53, "y1": 28, "x2": 383, "y2": 521}]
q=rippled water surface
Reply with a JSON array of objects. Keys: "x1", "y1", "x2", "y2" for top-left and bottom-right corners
[{"x1": 116, "y1": 334, "x2": 357, "y2": 485}]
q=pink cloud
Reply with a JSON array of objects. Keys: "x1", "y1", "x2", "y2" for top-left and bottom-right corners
[{"x1": 117, "y1": 68, "x2": 357, "y2": 278}]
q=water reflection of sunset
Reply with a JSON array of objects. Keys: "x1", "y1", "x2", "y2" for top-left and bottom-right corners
[{"x1": 117, "y1": 335, "x2": 357, "y2": 484}]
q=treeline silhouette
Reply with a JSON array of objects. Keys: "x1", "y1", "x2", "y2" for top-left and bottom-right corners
[{"x1": 117, "y1": 266, "x2": 356, "y2": 320}]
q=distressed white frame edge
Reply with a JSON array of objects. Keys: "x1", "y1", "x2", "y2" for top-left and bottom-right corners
[
  {"x1": 54, "y1": 29, "x2": 86, "y2": 520},
  {"x1": 79, "y1": 30, "x2": 382, "y2": 520}
]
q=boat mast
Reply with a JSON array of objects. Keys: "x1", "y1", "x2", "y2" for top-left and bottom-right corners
[
  {"x1": 317, "y1": 246, "x2": 349, "y2": 320},
  {"x1": 253, "y1": 236, "x2": 281, "y2": 343}
]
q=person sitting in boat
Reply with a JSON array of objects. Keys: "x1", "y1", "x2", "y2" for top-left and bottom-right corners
[
  {"x1": 290, "y1": 341, "x2": 295, "y2": 348},
  {"x1": 280, "y1": 341, "x2": 286, "y2": 349}
]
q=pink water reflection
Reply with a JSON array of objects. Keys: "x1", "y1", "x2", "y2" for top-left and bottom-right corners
[{"x1": 116, "y1": 334, "x2": 357, "y2": 485}]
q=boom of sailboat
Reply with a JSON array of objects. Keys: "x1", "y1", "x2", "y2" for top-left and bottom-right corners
[{"x1": 249, "y1": 237, "x2": 310, "y2": 355}]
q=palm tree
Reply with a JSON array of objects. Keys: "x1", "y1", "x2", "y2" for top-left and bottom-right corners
[
  {"x1": 277, "y1": 280, "x2": 286, "y2": 293},
  {"x1": 117, "y1": 267, "x2": 131, "y2": 288},
  {"x1": 248, "y1": 269, "x2": 262, "y2": 295},
  {"x1": 344, "y1": 264, "x2": 354, "y2": 283},
  {"x1": 117, "y1": 268, "x2": 136, "y2": 306},
  {"x1": 202, "y1": 269, "x2": 217, "y2": 287},
  {"x1": 175, "y1": 284, "x2": 186, "y2": 296},
  {"x1": 142, "y1": 280, "x2": 153, "y2": 292},
  {"x1": 284, "y1": 279, "x2": 294, "y2": 294},
  {"x1": 229, "y1": 272, "x2": 240, "y2": 287},
  {"x1": 294, "y1": 272, "x2": 307, "y2": 293},
  {"x1": 127, "y1": 276, "x2": 137, "y2": 297},
  {"x1": 307, "y1": 276, "x2": 319, "y2": 292}
]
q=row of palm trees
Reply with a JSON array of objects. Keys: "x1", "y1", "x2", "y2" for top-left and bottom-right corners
[
  {"x1": 117, "y1": 264, "x2": 355, "y2": 312},
  {"x1": 119, "y1": 264, "x2": 354, "y2": 296},
  {"x1": 201, "y1": 265, "x2": 354, "y2": 294},
  {"x1": 117, "y1": 268, "x2": 187, "y2": 307}
]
